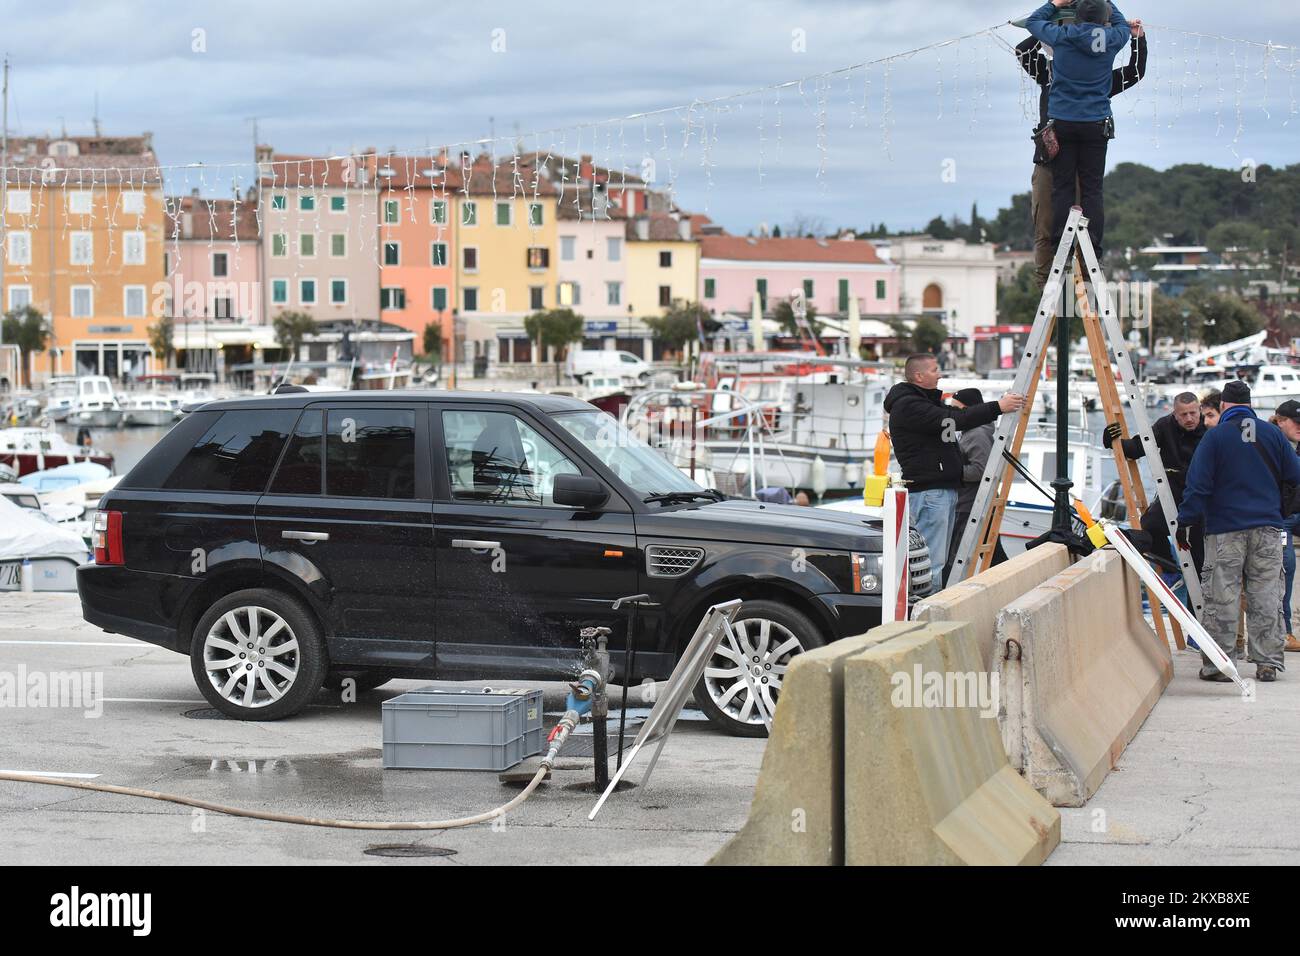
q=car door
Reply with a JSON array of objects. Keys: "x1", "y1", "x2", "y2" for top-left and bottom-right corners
[
  {"x1": 431, "y1": 404, "x2": 639, "y2": 680},
  {"x1": 256, "y1": 403, "x2": 436, "y2": 671}
]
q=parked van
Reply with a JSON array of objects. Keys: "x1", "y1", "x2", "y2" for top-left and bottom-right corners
[{"x1": 564, "y1": 349, "x2": 651, "y2": 383}]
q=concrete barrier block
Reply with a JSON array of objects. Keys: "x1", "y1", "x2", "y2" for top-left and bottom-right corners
[
  {"x1": 914, "y1": 543, "x2": 1071, "y2": 669},
  {"x1": 710, "y1": 621, "x2": 926, "y2": 866},
  {"x1": 842, "y1": 619, "x2": 1059, "y2": 865},
  {"x1": 997, "y1": 548, "x2": 1173, "y2": 807}
]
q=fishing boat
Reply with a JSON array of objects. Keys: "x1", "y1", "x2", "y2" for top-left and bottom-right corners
[
  {"x1": 0, "y1": 495, "x2": 91, "y2": 593},
  {"x1": 0, "y1": 427, "x2": 114, "y2": 477},
  {"x1": 68, "y1": 376, "x2": 125, "y2": 428},
  {"x1": 121, "y1": 393, "x2": 181, "y2": 426}
]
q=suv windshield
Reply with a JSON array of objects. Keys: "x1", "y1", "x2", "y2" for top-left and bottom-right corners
[{"x1": 551, "y1": 409, "x2": 704, "y2": 496}]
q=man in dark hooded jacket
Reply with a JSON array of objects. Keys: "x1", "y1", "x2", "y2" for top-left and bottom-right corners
[{"x1": 884, "y1": 354, "x2": 1026, "y2": 586}]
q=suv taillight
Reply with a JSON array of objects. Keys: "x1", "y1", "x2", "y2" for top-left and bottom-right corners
[{"x1": 93, "y1": 510, "x2": 124, "y2": 566}]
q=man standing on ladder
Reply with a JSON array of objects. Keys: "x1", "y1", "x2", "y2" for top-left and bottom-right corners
[
  {"x1": 1015, "y1": 9, "x2": 1147, "y2": 288},
  {"x1": 884, "y1": 355, "x2": 1025, "y2": 588},
  {"x1": 1026, "y1": 0, "x2": 1134, "y2": 265},
  {"x1": 1102, "y1": 391, "x2": 1206, "y2": 576},
  {"x1": 1177, "y1": 381, "x2": 1300, "y2": 683}
]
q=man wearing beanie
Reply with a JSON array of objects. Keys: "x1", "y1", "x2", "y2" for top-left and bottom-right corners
[
  {"x1": 1026, "y1": 0, "x2": 1133, "y2": 261},
  {"x1": 883, "y1": 355, "x2": 1025, "y2": 588},
  {"x1": 944, "y1": 387, "x2": 1009, "y2": 582},
  {"x1": 1178, "y1": 380, "x2": 1300, "y2": 682}
]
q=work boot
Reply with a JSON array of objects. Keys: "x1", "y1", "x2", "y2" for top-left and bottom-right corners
[
  {"x1": 1199, "y1": 668, "x2": 1233, "y2": 683},
  {"x1": 1286, "y1": 634, "x2": 1300, "y2": 652},
  {"x1": 1257, "y1": 665, "x2": 1278, "y2": 682}
]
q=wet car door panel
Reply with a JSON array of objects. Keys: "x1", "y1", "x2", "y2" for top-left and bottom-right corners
[
  {"x1": 430, "y1": 404, "x2": 638, "y2": 679},
  {"x1": 255, "y1": 404, "x2": 436, "y2": 670}
]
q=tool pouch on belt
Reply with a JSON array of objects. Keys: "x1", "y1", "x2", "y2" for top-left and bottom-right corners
[{"x1": 1035, "y1": 120, "x2": 1060, "y2": 162}]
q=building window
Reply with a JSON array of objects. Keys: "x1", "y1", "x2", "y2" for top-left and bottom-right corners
[
  {"x1": 802, "y1": 278, "x2": 814, "y2": 300},
  {"x1": 212, "y1": 297, "x2": 234, "y2": 319},
  {"x1": 431, "y1": 242, "x2": 448, "y2": 267},
  {"x1": 122, "y1": 231, "x2": 146, "y2": 266},
  {"x1": 606, "y1": 281, "x2": 621, "y2": 306},
  {"x1": 70, "y1": 232, "x2": 94, "y2": 265},
  {"x1": 300, "y1": 195, "x2": 315, "y2": 212},
  {"x1": 300, "y1": 233, "x2": 316, "y2": 257},
  {"x1": 658, "y1": 285, "x2": 671, "y2": 307},
  {"x1": 607, "y1": 237, "x2": 622, "y2": 261},
  {"x1": 121, "y1": 192, "x2": 145, "y2": 215},
  {"x1": 271, "y1": 233, "x2": 288, "y2": 257},
  {"x1": 123, "y1": 286, "x2": 147, "y2": 318},
  {"x1": 67, "y1": 191, "x2": 93, "y2": 214},
  {"x1": 300, "y1": 279, "x2": 317, "y2": 305},
  {"x1": 659, "y1": 250, "x2": 672, "y2": 268},
  {"x1": 212, "y1": 252, "x2": 229, "y2": 277},
  {"x1": 558, "y1": 282, "x2": 579, "y2": 307},
  {"x1": 383, "y1": 241, "x2": 400, "y2": 266},
  {"x1": 4, "y1": 190, "x2": 30, "y2": 215},
  {"x1": 7, "y1": 285, "x2": 32, "y2": 311},
  {"x1": 461, "y1": 201, "x2": 477, "y2": 226},
  {"x1": 876, "y1": 279, "x2": 887, "y2": 300},
  {"x1": 463, "y1": 287, "x2": 478, "y2": 311},
  {"x1": 380, "y1": 287, "x2": 407, "y2": 311},
  {"x1": 528, "y1": 202, "x2": 544, "y2": 226},
  {"x1": 331, "y1": 279, "x2": 348, "y2": 304},
  {"x1": 384, "y1": 199, "x2": 400, "y2": 224},
  {"x1": 331, "y1": 233, "x2": 346, "y2": 257},
  {"x1": 463, "y1": 247, "x2": 478, "y2": 272},
  {"x1": 330, "y1": 195, "x2": 346, "y2": 213},
  {"x1": 530, "y1": 286, "x2": 545, "y2": 310},
  {"x1": 756, "y1": 278, "x2": 768, "y2": 310},
  {"x1": 526, "y1": 247, "x2": 549, "y2": 270},
  {"x1": 431, "y1": 287, "x2": 448, "y2": 312},
  {"x1": 560, "y1": 236, "x2": 576, "y2": 261},
  {"x1": 271, "y1": 195, "x2": 286, "y2": 210},
  {"x1": 496, "y1": 201, "x2": 513, "y2": 226},
  {"x1": 8, "y1": 231, "x2": 32, "y2": 265},
  {"x1": 71, "y1": 286, "x2": 93, "y2": 317},
  {"x1": 704, "y1": 278, "x2": 716, "y2": 299},
  {"x1": 272, "y1": 279, "x2": 288, "y2": 304},
  {"x1": 838, "y1": 279, "x2": 850, "y2": 312},
  {"x1": 431, "y1": 199, "x2": 448, "y2": 224}
]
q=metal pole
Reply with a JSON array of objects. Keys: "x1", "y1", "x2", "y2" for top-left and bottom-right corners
[
  {"x1": 1048, "y1": 254, "x2": 1076, "y2": 536},
  {"x1": 1, "y1": 54, "x2": 8, "y2": 328}
]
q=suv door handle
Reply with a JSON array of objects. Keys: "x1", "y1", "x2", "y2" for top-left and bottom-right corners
[
  {"x1": 452, "y1": 539, "x2": 501, "y2": 550},
  {"x1": 282, "y1": 530, "x2": 330, "y2": 543}
]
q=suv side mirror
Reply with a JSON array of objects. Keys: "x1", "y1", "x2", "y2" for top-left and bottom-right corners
[{"x1": 552, "y1": 474, "x2": 609, "y2": 509}]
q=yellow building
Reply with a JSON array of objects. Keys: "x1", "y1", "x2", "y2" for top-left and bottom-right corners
[
  {"x1": 624, "y1": 213, "x2": 701, "y2": 327},
  {"x1": 2, "y1": 135, "x2": 165, "y2": 381},
  {"x1": 451, "y1": 153, "x2": 558, "y2": 366}
]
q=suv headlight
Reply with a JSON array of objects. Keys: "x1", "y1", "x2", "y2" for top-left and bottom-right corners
[{"x1": 851, "y1": 553, "x2": 882, "y2": 593}]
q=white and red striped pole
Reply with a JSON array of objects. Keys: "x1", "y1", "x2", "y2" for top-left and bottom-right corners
[{"x1": 881, "y1": 485, "x2": 909, "y2": 624}]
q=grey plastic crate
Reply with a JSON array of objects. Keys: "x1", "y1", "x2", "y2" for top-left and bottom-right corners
[{"x1": 382, "y1": 686, "x2": 545, "y2": 771}]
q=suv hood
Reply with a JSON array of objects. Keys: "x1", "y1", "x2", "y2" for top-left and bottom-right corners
[{"x1": 635, "y1": 498, "x2": 882, "y2": 551}]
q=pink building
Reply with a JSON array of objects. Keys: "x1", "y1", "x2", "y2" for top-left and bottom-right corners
[
  {"x1": 699, "y1": 235, "x2": 899, "y2": 318},
  {"x1": 165, "y1": 191, "x2": 262, "y2": 324}
]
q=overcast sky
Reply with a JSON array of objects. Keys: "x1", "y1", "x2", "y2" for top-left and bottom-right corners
[{"x1": 4, "y1": 0, "x2": 1296, "y2": 234}]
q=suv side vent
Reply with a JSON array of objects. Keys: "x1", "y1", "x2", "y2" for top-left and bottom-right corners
[{"x1": 646, "y1": 545, "x2": 704, "y2": 577}]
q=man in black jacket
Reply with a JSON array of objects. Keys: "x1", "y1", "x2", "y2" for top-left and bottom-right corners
[
  {"x1": 884, "y1": 355, "x2": 1026, "y2": 587},
  {"x1": 1016, "y1": 18, "x2": 1148, "y2": 287},
  {"x1": 1102, "y1": 390, "x2": 1206, "y2": 572}
]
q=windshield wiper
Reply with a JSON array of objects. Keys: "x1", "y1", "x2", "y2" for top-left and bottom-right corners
[{"x1": 642, "y1": 490, "x2": 726, "y2": 505}]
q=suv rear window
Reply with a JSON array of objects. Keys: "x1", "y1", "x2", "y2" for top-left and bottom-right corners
[
  {"x1": 162, "y1": 410, "x2": 296, "y2": 493},
  {"x1": 324, "y1": 408, "x2": 416, "y2": 498}
]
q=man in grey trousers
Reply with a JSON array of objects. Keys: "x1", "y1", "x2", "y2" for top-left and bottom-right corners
[{"x1": 1177, "y1": 381, "x2": 1300, "y2": 682}]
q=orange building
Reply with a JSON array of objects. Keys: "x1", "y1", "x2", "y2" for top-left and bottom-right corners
[
  {"x1": 2, "y1": 134, "x2": 166, "y2": 381},
  {"x1": 375, "y1": 153, "x2": 461, "y2": 348}
]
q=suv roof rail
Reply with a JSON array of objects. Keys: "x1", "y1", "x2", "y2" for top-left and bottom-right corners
[{"x1": 273, "y1": 384, "x2": 310, "y2": 394}]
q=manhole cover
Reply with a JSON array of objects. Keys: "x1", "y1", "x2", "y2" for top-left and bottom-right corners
[
  {"x1": 182, "y1": 707, "x2": 230, "y2": 720},
  {"x1": 363, "y1": 844, "x2": 457, "y2": 859}
]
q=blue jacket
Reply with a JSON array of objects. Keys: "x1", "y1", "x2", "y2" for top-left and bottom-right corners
[
  {"x1": 1026, "y1": 2, "x2": 1132, "y2": 121},
  {"x1": 1177, "y1": 405, "x2": 1300, "y2": 534}
]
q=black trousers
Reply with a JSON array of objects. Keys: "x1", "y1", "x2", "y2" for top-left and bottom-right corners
[
  {"x1": 1049, "y1": 119, "x2": 1109, "y2": 258},
  {"x1": 1140, "y1": 499, "x2": 1205, "y2": 578}
]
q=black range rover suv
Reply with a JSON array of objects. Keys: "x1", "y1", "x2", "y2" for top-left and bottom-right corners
[{"x1": 79, "y1": 391, "x2": 931, "y2": 736}]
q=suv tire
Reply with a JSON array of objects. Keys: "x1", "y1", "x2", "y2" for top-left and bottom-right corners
[
  {"x1": 692, "y1": 599, "x2": 825, "y2": 738},
  {"x1": 190, "y1": 588, "x2": 327, "y2": 721}
]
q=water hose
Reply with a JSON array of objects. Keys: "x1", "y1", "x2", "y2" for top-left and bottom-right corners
[{"x1": 0, "y1": 767, "x2": 545, "y2": 831}]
